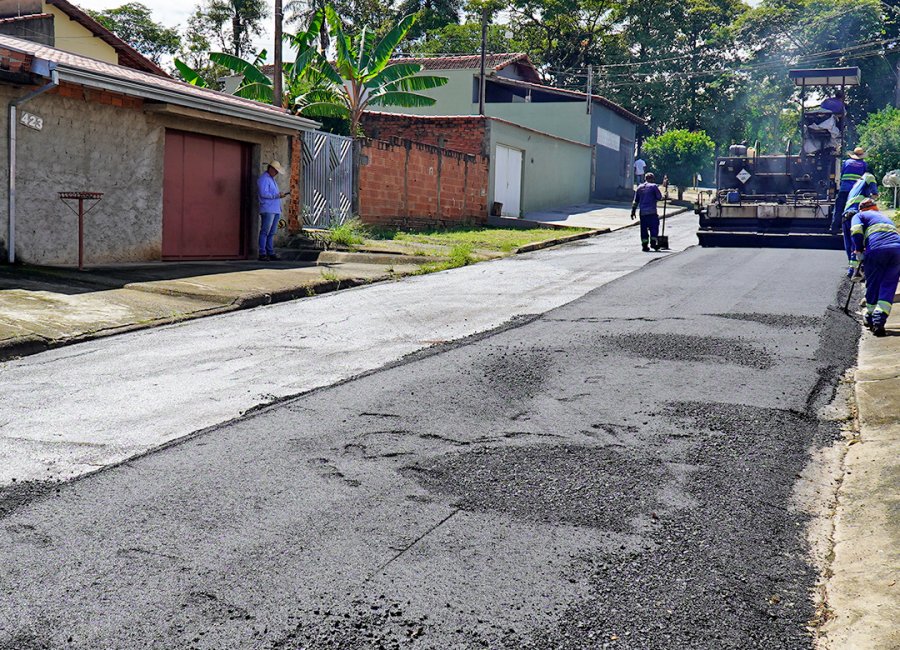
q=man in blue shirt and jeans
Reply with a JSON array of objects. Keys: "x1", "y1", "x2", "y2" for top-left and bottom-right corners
[{"x1": 258, "y1": 160, "x2": 289, "y2": 261}]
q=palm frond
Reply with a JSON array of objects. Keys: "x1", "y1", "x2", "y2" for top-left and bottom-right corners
[
  {"x1": 367, "y1": 91, "x2": 438, "y2": 108},
  {"x1": 369, "y1": 14, "x2": 417, "y2": 74},
  {"x1": 174, "y1": 58, "x2": 209, "y2": 87}
]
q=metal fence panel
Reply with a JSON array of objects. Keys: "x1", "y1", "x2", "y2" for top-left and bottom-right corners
[{"x1": 302, "y1": 131, "x2": 353, "y2": 228}]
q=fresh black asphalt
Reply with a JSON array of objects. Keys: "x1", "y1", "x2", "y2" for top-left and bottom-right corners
[{"x1": 0, "y1": 244, "x2": 858, "y2": 649}]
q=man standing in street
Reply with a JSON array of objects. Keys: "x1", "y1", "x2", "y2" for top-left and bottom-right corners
[
  {"x1": 634, "y1": 156, "x2": 646, "y2": 185},
  {"x1": 831, "y1": 147, "x2": 868, "y2": 234},
  {"x1": 258, "y1": 160, "x2": 289, "y2": 261},
  {"x1": 631, "y1": 171, "x2": 663, "y2": 252},
  {"x1": 851, "y1": 198, "x2": 900, "y2": 336}
]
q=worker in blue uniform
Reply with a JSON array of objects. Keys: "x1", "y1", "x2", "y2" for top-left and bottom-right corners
[
  {"x1": 831, "y1": 147, "x2": 869, "y2": 233},
  {"x1": 631, "y1": 172, "x2": 663, "y2": 251},
  {"x1": 841, "y1": 171, "x2": 879, "y2": 270},
  {"x1": 850, "y1": 199, "x2": 900, "y2": 336}
]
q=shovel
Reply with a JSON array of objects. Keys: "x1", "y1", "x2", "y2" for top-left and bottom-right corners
[{"x1": 657, "y1": 191, "x2": 670, "y2": 250}]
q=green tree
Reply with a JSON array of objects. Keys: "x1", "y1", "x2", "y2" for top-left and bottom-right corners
[
  {"x1": 642, "y1": 129, "x2": 715, "y2": 199},
  {"x1": 857, "y1": 106, "x2": 900, "y2": 178},
  {"x1": 397, "y1": 0, "x2": 463, "y2": 41},
  {"x1": 87, "y1": 2, "x2": 179, "y2": 64},
  {"x1": 409, "y1": 22, "x2": 517, "y2": 56},
  {"x1": 734, "y1": 0, "x2": 890, "y2": 144},
  {"x1": 184, "y1": 0, "x2": 269, "y2": 58},
  {"x1": 298, "y1": 6, "x2": 449, "y2": 210}
]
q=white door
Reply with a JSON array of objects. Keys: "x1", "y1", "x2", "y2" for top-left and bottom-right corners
[{"x1": 494, "y1": 145, "x2": 523, "y2": 217}]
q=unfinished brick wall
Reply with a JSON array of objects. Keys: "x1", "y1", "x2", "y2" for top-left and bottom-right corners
[
  {"x1": 359, "y1": 137, "x2": 488, "y2": 228},
  {"x1": 287, "y1": 134, "x2": 302, "y2": 232},
  {"x1": 52, "y1": 81, "x2": 143, "y2": 110},
  {"x1": 362, "y1": 113, "x2": 489, "y2": 157}
]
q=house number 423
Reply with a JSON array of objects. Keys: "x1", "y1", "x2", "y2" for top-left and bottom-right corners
[{"x1": 20, "y1": 112, "x2": 43, "y2": 131}]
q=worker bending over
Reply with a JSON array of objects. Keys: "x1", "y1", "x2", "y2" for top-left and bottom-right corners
[
  {"x1": 841, "y1": 171, "x2": 879, "y2": 272},
  {"x1": 631, "y1": 172, "x2": 663, "y2": 252},
  {"x1": 851, "y1": 198, "x2": 900, "y2": 336},
  {"x1": 832, "y1": 147, "x2": 869, "y2": 234}
]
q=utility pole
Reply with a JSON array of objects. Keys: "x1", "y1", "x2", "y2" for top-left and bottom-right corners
[
  {"x1": 586, "y1": 64, "x2": 592, "y2": 114},
  {"x1": 478, "y1": 5, "x2": 488, "y2": 116},
  {"x1": 895, "y1": 60, "x2": 900, "y2": 108},
  {"x1": 274, "y1": 0, "x2": 283, "y2": 108}
]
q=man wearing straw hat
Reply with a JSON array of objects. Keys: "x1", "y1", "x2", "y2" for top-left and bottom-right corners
[
  {"x1": 257, "y1": 160, "x2": 290, "y2": 261},
  {"x1": 831, "y1": 146, "x2": 869, "y2": 234}
]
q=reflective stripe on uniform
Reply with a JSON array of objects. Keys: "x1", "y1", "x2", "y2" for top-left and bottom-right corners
[
  {"x1": 841, "y1": 173, "x2": 862, "y2": 181},
  {"x1": 864, "y1": 223, "x2": 899, "y2": 239},
  {"x1": 851, "y1": 223, "x2": 864, "y2": 235},
  {"x1": 867, "y1": 303, "x2": 876, "y2": 314},
  {"x1": 877, "y1": 300, "x2": 893, "y2": 315}
]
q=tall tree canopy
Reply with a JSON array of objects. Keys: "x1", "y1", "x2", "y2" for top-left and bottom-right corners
[
  {"x1": 87, "y1": 2, "x2": 180, "y2": 64},
  {"x1": 183, "y1": 0, "x2": 269, "y2": 58}
]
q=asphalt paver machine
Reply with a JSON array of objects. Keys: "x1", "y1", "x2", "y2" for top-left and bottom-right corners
[{"x1": 696, "y1": 67, "x2": 860, "y2": 249}]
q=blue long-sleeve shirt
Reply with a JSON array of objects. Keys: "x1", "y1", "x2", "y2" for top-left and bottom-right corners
[
  {"x1": 844, "y1": 173, "x2": 878, "y2": 216},
  {"x1": 258, "y1": 172, "x2": 283, "y2": 214},
  {"x1": 839, "y1": 158, "x2": 869, "y2": 192},
  {"x1": 633, "y1": 182, "x2": 663, "y2": 215},
  {"x1": 850, "y1": 209, "x2": 900, "y2": 253}
]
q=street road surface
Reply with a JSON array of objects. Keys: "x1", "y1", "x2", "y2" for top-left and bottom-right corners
[
  {"x1": 0, "y1": 217, "x2": 695, "y2": 487},
  {"x1": 0, "y1": 239, "x2": 856, "y2": 649}
]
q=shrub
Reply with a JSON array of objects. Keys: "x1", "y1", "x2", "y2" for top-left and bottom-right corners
[
  {"x1": 643, "y1": 129, "x2": 715, "y2": 199},
  {"x1": 327, "y1": 218, "x2": 367, "y2": 249},
  {"x1": 857, "y1": 106, "x2": 900, "y2": 179}
]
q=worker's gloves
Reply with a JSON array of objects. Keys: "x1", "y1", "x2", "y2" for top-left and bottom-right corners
[{"x1": 630, "y1": 210, "x2": 636, "y2": 220}]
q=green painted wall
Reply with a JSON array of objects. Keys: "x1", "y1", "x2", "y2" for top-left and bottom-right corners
[
  {"x1": 373, "y1": 69, "x2": 475, "y2": 116},
  {"x1": 488, "y1": 120, "x2": 591, "y2": 215},
  {"x1": 486, "y1": 103, "x2": 590, "y2": 144}
]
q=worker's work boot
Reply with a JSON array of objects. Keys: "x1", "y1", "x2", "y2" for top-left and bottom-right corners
[{"x1": 863, "y1": 313, "x2": 873, "y2": 329}]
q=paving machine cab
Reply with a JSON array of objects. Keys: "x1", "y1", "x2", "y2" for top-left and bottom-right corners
[{"x1": 696, "y1": 67, "x2": 860, "y2": 248}]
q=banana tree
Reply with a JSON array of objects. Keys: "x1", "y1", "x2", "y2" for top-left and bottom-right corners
[
  {"x1": 297, "y1": 5, "x2": 448, "y2": 211},
  {"x1": 173, "y1": 9, "x2": 324, "y2": 108}
]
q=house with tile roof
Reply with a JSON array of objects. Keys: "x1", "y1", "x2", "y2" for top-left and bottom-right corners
[
  {"x1": 0, "y1": 34, "x2": 318, "y2": 266},
  {"x1": 0, "y1": 0, "x2": 166, "y2": 76},
  {"x1": 367, "y1": 53, "x2": 643, "y2": 210}
]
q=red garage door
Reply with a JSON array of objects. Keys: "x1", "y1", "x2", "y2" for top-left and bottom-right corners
[{"x1": 163, "y1": 130, "x2": 250, "y2": 259}]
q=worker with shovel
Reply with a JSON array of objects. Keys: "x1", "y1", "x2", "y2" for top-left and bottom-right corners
[
  {"x1": 841, "y1": 171, "x2": 879, "y2": 273},
  {"x1": 631, "y1": 172, "x2": 663, "y2": 252},
  {"x1": 850, "y1": 198, "x2": 900, "y2": 336}
]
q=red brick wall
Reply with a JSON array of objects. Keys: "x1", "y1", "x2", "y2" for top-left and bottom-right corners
[
  {"x1": 362, "y1": 113, "x2": 489, "y2": 157},
  {"x1": 359, "y1": 137, "x2": 488, "y2": 228},
  {"x1": 52, "y1": 81, "x2": 143, "y2": 110},
  {"x1": 287, "y1": 135, "x2": 302, "y2": 232}
]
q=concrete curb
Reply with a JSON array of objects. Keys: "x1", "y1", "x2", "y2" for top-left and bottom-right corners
[
  {"x1": 0, "y1": 274, "x2": 391, "y2": 362},
  {"x1": 821, "y1": 326, "x2": 900, "y2": 649},
  {"x1": 513, "y1": 228, "x2": 610, "y2": 254}
]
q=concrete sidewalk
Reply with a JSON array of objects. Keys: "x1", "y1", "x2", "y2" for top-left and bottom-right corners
[
  {"x1": 821, "y1": 301, "x2": 900, "y2": 649},
  {"x1": 523, "y1": 201, "x2": 688, "y2": 230},
  {"x1": 0, "y1": 226, "x2": 611, "y2": 361},
  {"x1": 0, "y1": 258, "x2": 421, "y2": 361}
]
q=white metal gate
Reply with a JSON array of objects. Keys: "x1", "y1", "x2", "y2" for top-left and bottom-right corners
[
  {"x1": 494, "y1": 144, "x2": 523, "y2": 217},
  {"x1": 302, "y1": 131, "x2": 353, "y2": 228}
]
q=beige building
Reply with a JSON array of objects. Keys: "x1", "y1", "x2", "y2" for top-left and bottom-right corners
[{"x1": 0, "y1": 0, "x2": 166, "y2": 76}]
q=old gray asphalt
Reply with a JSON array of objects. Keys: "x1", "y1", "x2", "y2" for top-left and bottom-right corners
[
  {"x1": 0, "y1": 244, "x2": 856, "y2": 649},
  {"x1": 0, "y1": 216, "x2": 696, "y2": 488}
]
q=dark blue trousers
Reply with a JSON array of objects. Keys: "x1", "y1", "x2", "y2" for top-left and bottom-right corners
[
  {"x1": 865, "y1": 246, "x2": 900, "y2": 327},
  {"x1": 831, "y1": 190, "x2": 849, "y2": 232},
  {"x1": 639, "y1": 212, "x2": 659, "y2": 248}
]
